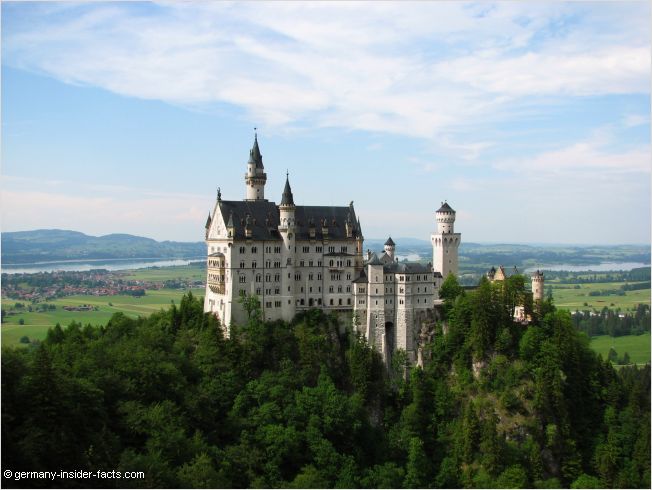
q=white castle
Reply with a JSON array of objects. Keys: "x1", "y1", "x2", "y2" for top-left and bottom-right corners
[{"x1": 203, "y1": 134, "x2": 464, "y2": 364}]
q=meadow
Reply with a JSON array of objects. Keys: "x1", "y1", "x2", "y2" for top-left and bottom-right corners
[
  {"x1": 589, "y1": 333, "x2": 651, "y2": 365},
  {"x1": 551, "y1": 281, "x2": 650, "y2": 312},
  {"x1": 1, "y1": 287, "x2": 204, "y2": 346}
]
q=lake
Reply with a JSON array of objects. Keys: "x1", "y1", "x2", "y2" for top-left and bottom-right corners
[
  {"x1": 1, "y1": 257, "x2": 204, "y2": 274},
  {"x1": 524, "y1": 262, "x2": 650, "y2": 273}
]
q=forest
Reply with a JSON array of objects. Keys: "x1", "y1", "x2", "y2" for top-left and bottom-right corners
[{"x1": 2, "y1": 276, "x2": 650, "y2": 489}]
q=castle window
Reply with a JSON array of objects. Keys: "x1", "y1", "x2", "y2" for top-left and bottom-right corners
[
  {"x1": 341, "y1": 246, "x2": 348, "y2": 253},
  {"x1": 240, "y1": 261, "x2": 245, "y2": 268},
  {"x1": 329, "y1": 260, "x2": 334, "y2": 267},
  {"x1": 266, "y1": 301, "x2": 272, "y2": 308},
  {"x1": 266, "y1": 261, "x2": 271, "y2": 268},
  {"x1": 303, "y1": 246, "x2": 310, "y2": 253},
  {"x1": 347, "y1": 298, "x2": 351, "y2": 305},
  {"x1": 309, "y1": 260, "x2": 313, "y2": 267},
  {"x1": 329, "y1": 286, "x2": 334, "y2": 293},
  {"x1": 316, "y1": 246, "x2": 323, "y2": 253},
  {"x1": 317, "y1": 273, "x2": 322, "y2": 280},
  {"x1": 328, "y1": 246, "x2": 335, "y2": 253},
  {"x1": 275, "y1": 288, "x2": 280, "y2": 295},
  {"x1": 274, "y1": 246, "x2": 281, "y2": 253},
  {"x1": 339, "y1": 299, "x2": 342, "y2": 305},
  {"x1": 317, "y1": 261, "x2": 322, "y2": 267},
  {"x1": 338, "y1": 286, "x2": 342, "y2": 293},
  {"x1": 239, "y1": 246, "x2": 245, "y2": 253},
  {"x1": 317, "y1": 298, "x2": 322, "y2": 305},
  {"x1": 309, "y1": 273, "x2": 314, "y2": 280},
  {"x1": 347, "y1": 260, "x2": 351, "y2": 267},
  {"x1": 300, "y1": 260, "x2": 305, "y2": 267},
  {"x1": 255, "y1": 274, "x2": 261, "y2": 283},
  {"x1": 239, "y1": 276, "x2": 246, "y2": 283},
  {"x1": 346, "y1": 286, "x2": 351, "y2": 292},
  {"x1": 266, "y1": 274, "x2": 271, "y2": 282},
  {"x1": 252, "y1": 261, "x2": 257, "y2": 268},
  {"x1": 256, "y1": 288, "x2": 261, "y2": 295},
  {"x1": 301, "y1": 299, "x2": 305, "y2": 305},
  {"x1": 251, "y1": 246, "x2": 257, "y2": 253},
  {"x1": 300, "y1": 287, "x2": 304, "y2": 293},
  {"x1": 347, "y1": 273, "x2": 351, "y2": 280},
  {"x1": 330, "y1": 299, "x2": 334, "y2": 305}
]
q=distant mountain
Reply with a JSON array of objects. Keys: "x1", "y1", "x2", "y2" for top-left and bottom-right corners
[{"x1": 1, "y1": 229, "x2": 204, "y2": 264}]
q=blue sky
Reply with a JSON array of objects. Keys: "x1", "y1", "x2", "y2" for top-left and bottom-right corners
[{"x1": 2, "y1": 1, "x2": 650, "y2": 244}]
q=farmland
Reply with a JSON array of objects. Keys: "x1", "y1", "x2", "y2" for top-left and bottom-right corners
[
  {"x1": 550, "y1": 281, "x2": 650, "y2": 312},
  {"x1": 590, "y1": 333, "x2": 651, "y2": 365},
  {"x1": 1, "y1": 287, "x2": 204, "y2": 346}
]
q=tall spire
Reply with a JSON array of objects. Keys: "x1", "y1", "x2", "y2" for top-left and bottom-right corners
[
  {"x1": 280, "y1": 172, "x2": 295, "y2": 206},
  {"x1": 248, "y1": 132, "x2": 263, "y2": 169}
]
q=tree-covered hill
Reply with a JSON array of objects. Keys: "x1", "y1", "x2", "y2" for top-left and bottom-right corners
[
  {"x1": 2, "y1": 285, "x2": 649, "y2": 488},
  {"x1": 1, "y1": 230, "x2": 204, "y2": 264}
]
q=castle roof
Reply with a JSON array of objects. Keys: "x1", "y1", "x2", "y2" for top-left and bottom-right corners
[
  {"x1": 205, "y1": 212, "x2": 212, "y2": 229},
  {"x1": 384, "y1": 236, "x2": 395, "y2": 246},
  {"x1": 437, "y1": 202, "x2": 455, "y2": 213},
  {"x1": 383, "y1": 261, "x2": 430, "y2": 274},
  {"x1": 248, "y1": 134, "x2": 264, "y2": 169},
  {"x1": 352, "y1": 269, "x2": 368, "y2": 283},
  {"x1": 367, "y1": 252, "x2": 383, "y2": 266},
  {"x1": 280, "y1": 174, "x2": 295, "y2": 206},
  {"x1": 215, "y1": 200, "x2": 360, "y2": 241}
]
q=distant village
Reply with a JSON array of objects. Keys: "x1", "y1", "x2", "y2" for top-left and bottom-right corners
[{"x1": 1, "y1": 269, "x2": 204, "y2": 303}]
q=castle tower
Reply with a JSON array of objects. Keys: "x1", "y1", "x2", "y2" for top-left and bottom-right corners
[
  {"x1": 384, "y1": 237, "x2": 396, "y2": 261},
  {"x1": 365, "y1": 253, "x2": 386, "y2": 359},
  {"x1": 531, "y1": 270, "x2": 544, "y2": 304},
  {"x1": 245, "y1": 133, "x2": 267, "y2": 201},
  {"x1": 278, "y1": 173, "x2": 296, "y2": 319},
  {"x1": 431, "y1": 201, "x2": 461, "y2": 278}
]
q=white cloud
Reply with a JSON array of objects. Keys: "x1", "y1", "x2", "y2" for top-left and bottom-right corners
[
  {"x1": 3, "y1": 1, "x2": 649, "y2": 142},
  {"x1": 0, "y1": 177, "x2": 210, "y2": 241}
]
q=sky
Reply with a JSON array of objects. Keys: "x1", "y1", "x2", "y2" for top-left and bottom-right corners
[{"x1": 1, "y1": 1, "x2": 650, "y2": 245}]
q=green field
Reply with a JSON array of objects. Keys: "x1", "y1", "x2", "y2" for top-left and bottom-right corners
[
  {"x1": 1, "y1": 287, "x2": 204, "y2": 347},
  {"x1": 551, "y1": 281, "x2": 650, "y2": 312},
  {"x1": 589, "y1": 333, "x2": 651, "y2": 365}
]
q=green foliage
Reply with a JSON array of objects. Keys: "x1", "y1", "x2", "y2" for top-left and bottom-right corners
[{"x1": 2, "y1": 290, "x2": 649, "y2": 489}]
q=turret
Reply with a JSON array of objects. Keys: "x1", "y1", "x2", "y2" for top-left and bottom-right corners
[
  {"x1": 431, "y1": 201, "x2": 461, "y2": 279},
  {"x1": 436, "y1": 201, "x2": 455, "y2": 234},
  {"x1": 532, "y1": 270, "x2": 544, "y2": 304},
  {"x1": 244, "y1": 133, "x2": 267, "y2": 201},
  {"x1": 278, "y1": 173, "x2": 296, "y2": 319},
  {"x1": 384, "y1": 237, "x2": 396, "y2": 261}
]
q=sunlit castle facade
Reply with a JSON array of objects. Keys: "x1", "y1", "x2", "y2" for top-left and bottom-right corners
[{"x1": 204, "y1": 135, "x2": 460, "y2": 363}]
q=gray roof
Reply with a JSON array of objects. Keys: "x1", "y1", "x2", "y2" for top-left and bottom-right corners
[
  {"x1": 248, "y1": 134, "x2": 264, "y2": 169},
  {"x1": 383, "y1": 261, "x2": 430, "y2": 274},
  {"x1": 216, "y1": 200, "x2": 361, "y2": 241},
  {"x1": 205, "y1": 212, "x2": 212, "y2": 229},
  {"x1": 384, "y1": 236, "x2": 395, "y2": 246},
  {"x1": 367, "y1": 252, "x2": 382, "y2": 266},
  {"x1": 352, "y1": 269, "x2": 368, "y2": 283},
  {"x1": 294, "y1": 205, "x2": 360, "y2": 240},
  {"x1": 437, "y1": 202, "x2": 455, "y2": 213},
  {"x1": 280, "y1": 175, "x2": 295, "y2": 206}
]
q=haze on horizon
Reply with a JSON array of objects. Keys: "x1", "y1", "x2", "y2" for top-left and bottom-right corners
[{"x1": 1, "y1": 2, "x2": 650, "y2": 245}]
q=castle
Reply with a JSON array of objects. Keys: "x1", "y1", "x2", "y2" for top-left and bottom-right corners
[{"x1": 204, "y1": 135, "x2": 542, "y2": 364}]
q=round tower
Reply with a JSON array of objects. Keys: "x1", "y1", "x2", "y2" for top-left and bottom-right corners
[
  {"x1": 384, "y1": 236, "x2": 395, "y2": 261},
  {"x1": 436, "y1": 201, "x2": 455, "y2": 233},
  {"x1": 531, "y1": 270, "x2": 544, "y2": 304},
  {"x1": 278, "y1": 173, "x2": 296, "y2": 319},
  {"x1": 245, "y1": 133, "x2": 267, "y2": 201},
  {"x1": 431, "y1": 201, "x2": 461, "y2": 278}
]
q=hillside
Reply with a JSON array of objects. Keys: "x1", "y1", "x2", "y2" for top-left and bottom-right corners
[
  {"x1": 2, "y1": 288, "x2": 649, "y2": 488},
  {"x1": 1, "y1": 230, "x2": 204, "y2": 264}
]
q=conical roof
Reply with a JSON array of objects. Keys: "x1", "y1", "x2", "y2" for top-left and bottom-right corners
[
  {"x1": 248, "y1": 134, "x2": 264, "y2": 169},
  {"x1": 437, "y1": 201, "x2": 455, "y2": 213},
  {"x1": 384, "y1": 236, "x2": 395, "y2": 246},
  {"x1": 280, "y1": 174, "x2": 295, "y2": 206},
  {"x1": 205, "y1": 212, "x2": 212, "y2": 229}
]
